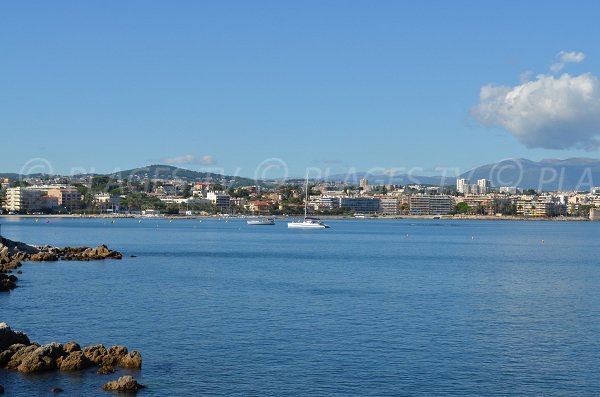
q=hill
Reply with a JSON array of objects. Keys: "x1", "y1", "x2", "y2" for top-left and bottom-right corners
[{"x1": 461, "y1": 158, "x2": 600, "y2": 191}]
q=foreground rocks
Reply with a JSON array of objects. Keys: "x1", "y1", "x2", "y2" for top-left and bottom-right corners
[
  {"x1": 102, "y1": 376, "x2": 145, "y2": 392},
  {"x1": 0, "y1": 323, "x2": 141, "y2": 375},
  {"x1": 0, "y1": 237, "x2": 122, "y2": 291}
]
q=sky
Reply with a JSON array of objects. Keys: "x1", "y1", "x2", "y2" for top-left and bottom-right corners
[{"x1": 2, "y1": 0, "x2": 600, "y2": 179}]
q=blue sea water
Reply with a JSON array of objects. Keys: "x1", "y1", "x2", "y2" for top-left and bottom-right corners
[{"x1": 1, "y1": 217, "x2": 600, "y2": 396}]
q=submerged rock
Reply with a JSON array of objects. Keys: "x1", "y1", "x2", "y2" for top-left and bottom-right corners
[
  {"x1": 97, "y1": 364, "x2": 115, "y2": 374},
  {"x1": 102, "y1": 376, "x2": 145, "y2": 392}
]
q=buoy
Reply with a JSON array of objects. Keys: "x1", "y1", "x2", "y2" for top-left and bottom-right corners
[
  {"x1": 541, "y1": 240, "x2": 545, "y2": 244},
  {"x1": 471, "y1": 236, "x2": 474, "y2": 240}
]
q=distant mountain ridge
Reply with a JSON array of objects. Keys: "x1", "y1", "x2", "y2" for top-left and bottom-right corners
[
  {"x1": 3, "y1": 159, "x2": 600, "y2": 191},
  {"x1": 1, "y1": 164, "x2": 262, "y2": 188},
  {"x1": 461, "y1": 158, "x2": 600, "y2": 191}
]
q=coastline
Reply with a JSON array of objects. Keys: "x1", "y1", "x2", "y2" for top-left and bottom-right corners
[{"x1": 0, "y1": 214, "x2": 592, "y2": 222}]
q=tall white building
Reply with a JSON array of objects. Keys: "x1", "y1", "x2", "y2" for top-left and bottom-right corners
[
  {"x1": 359, "y1": 179, "x2": 370, "y2": 192},
  {"x1": 477, "y1": 179, "x2": 490, "y2": 194},
  {"x1": 456, "y1": 178, "x2": 469, "y2": 194}
]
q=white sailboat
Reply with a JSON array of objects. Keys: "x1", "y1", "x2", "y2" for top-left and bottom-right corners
[{"x1": 287, "y1": 176, "x2": 330, "y2": 229}]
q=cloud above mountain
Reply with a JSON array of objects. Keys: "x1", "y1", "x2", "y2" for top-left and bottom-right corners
[
  {"x1": 472, "y1": 53, "x2": 600, "y2": 150},
  {"x1": 161, "y1": 154, "x2": 217, "y2": 166}
]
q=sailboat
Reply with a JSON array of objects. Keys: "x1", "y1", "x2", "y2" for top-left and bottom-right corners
[{"x1": 287, "y1": 176, "x2": 330, "y2": 229}]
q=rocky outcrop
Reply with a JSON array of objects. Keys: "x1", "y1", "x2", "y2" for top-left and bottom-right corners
[
  {"x1": 0, "y1": 237, "x2": 122, "y2": 291},
  {"x1": 0, "y1": 274, "x2": 18, "y2": 292},
  {"x1": 14, "y1": 342, "x2": 65, "y2": 373},
  {"x1": 102, "y1": 376, "x2": 145, "y2": 392},
  {"x1": 0, "y1": 323, "x2": 30, "y2": 351},
  {"x1": 57, "y1": 351, "x2": 92, "y2": 371},
  {"x1": 0, "y1": 323, "x2": 141, "y2": 374}
]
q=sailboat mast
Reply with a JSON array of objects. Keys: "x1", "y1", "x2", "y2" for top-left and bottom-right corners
[{"x1": 304, "y1": 175, "x2": 308, "y2": 218}]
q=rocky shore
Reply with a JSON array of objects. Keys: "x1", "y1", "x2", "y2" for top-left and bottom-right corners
[
  {"x1": 1, "y1": 238, "x2": 144, "y2": 393},
  {"x1": 0, "y1": 236, "x2": 122, "y2": 291},
  {"x1": 0, "y1": 322, "x2": 144, "y2": 392}
]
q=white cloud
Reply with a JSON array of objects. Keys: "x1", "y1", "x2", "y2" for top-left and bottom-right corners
[
  {"x1": 550, "y1": 51, "x2": 586, "y2": 73},
  {"x1": 162, "y1": 154, "x2": 217, "y2": 166},
  {"x1": 472, "y1": 72, "x2": 600, "y2": 150}
]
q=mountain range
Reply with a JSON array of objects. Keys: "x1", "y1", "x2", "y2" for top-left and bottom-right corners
[
  {"x1": 2, "y1": 159, "x2": 600, "y2": 191},
  {"x1": 324, "y1": 158, "x2": 600, "y2": 191}
]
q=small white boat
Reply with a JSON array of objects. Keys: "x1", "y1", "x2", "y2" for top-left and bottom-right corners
[{"x1": 247, "y1": 217, "x2": 275, "y2": 225}]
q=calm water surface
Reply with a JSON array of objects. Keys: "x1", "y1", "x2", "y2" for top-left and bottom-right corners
[{"x1": 1, "y1": 217, "x2": 600, "y2": 396}]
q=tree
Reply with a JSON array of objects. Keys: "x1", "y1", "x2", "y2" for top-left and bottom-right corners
[
  {"x1": 124, "y1": 193, "x2": 143, "y2": 211},
  {"x1": 182, "y1": 183, "x2": 192, "y2": 198},
  {"x1": 455, "y1": 202, "x2": 472, "y2": 214},
  {"x1": 91, "y1": 176, "x2": 111, "y2": 192}
]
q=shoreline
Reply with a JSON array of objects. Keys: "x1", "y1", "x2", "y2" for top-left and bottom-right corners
[{"x1": 0, "y1": 214, "x2": 592, "y2": 222}]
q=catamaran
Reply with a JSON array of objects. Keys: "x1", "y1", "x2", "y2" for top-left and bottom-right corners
[{"x1": 287, "y1": 177, "x2": 330, "y2": 229}]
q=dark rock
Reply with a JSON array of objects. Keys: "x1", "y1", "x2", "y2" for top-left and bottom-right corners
[
  {"x1": 57, "y1": 351, "x2": 92, "y2": 371},
  {"x1": 82, "y1": 344, "x2": 108, "y2": 365},
  {"x1": 97, "y1": 364, "x2": 115, "y2": 374},
  {"x1": 50, "y1": 388, "x2": 64, "y2": 393},
  {"x1": 0, "y1": 343, "x2": 29, "y2": 366},
  {"x1": 0, "y1": 323, "x2": 31, "y2": 351},
  {"x1": 0, "y1": 384, "x2": 4, "y2": 394},
  {"x1": 102, "y1": 376, "x2": 145, "y2": 392}
]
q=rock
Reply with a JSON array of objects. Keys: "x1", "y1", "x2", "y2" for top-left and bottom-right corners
[
  {"x1": 82, "y1": 344, "x2": 108, "y2": 365},
  {"x1": 0, "y1": 384, "x2": 4, "y2": 394},
  {"x1": 57, "y1": 351, "x2": 92, "y2": 371},
  {"x1": 80, "y1": 245, "x2": 122, "y2": 260},
  {"x1": 16, "y1": 342, "x2": 65, "y2": 373},
  {"x1": 50, "y1": 388, "x2": 64, "y2": 393},
  {"x1": 63, "y1": 341, "x2": 81, "y2": 353},
  {"x1": 97, "y1": 364, "x2": 115, "y2": 374},
  {"x1": 0, "y1": 343, "x2": 29, "y2": 366},
  {"x1": 0, "y1": 323, "x2": 30, "y2": 351},
  {"x1": 119, "y1": 351, "x2": 142, "y2": 369},
  {"x1": 102, "y1": 376, "x2": 145, "y2": 392},
  {"x1": 17, "y1": 342, "x2": 65, "y2": 374},
  {"x1": 29, "y1": 252, "x2": 58, "y2": 261},
  {"x1": 0, "y1": 278, "x2": 17, "y2": 292},
  {"x1": 6, "y1": 344, "x2": 39, "y2": 370}
]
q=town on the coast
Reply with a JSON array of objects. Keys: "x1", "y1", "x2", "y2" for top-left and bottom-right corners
[{"x1": 2, "y1": 167, "x2": 600, "y2": 220}]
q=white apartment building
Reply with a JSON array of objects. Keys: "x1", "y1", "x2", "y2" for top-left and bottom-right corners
[{"x1": 4, "y1": 187, "x2": 43, "y2": 213}]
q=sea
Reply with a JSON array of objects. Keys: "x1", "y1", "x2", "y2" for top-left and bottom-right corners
[{"x1": 1, "y1": 217, "x2": 600, "y2": 396}]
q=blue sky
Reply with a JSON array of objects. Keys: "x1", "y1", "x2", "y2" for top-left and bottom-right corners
[{"x1": 2, "y1": 1, "x2": 600, "y2": 178}]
